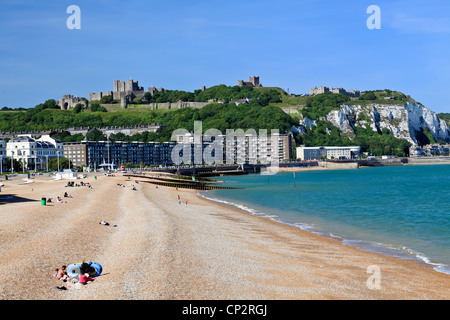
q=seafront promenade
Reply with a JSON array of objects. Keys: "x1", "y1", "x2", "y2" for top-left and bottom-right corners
[{"x1": 0, "y1": 173, "x2": 449, "y2": 299}]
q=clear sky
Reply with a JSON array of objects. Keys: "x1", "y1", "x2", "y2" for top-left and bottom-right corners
[{"x1": 0, "y1": 0, "x2": 449, "y2": 113}]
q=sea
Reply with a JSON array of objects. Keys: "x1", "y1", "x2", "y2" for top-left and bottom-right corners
[{"x1": 200, "y1": 164, "x2": 450, "y2": 275}]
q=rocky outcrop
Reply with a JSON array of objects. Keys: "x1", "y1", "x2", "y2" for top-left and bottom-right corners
[{"x1": 296, "y1": 102, "x2": 450, "y2": 144}]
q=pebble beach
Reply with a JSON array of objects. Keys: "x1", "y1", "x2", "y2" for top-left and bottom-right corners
[{"x1": 0, "y1": 173, "x2": 449, "y2": 300}]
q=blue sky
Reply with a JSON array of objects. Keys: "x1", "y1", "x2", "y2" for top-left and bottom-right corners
[{"x1": 0, "y1": 0, "x2": 449, "y2": 113}]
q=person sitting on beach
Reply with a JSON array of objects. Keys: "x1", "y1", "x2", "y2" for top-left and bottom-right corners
[
  {"x1": 56, "y1": 266, "x2": 69, "y2": 281},
  {"x1": 47, "y1": 198, "x2": 52, "y2": 203},
  {"x1": 79, "y1": 273, "x2": 91, "y2": 285},
  {"x1": 63, "y1": 192, "x2": 73, "y2": 198},
  {"x1": 57, "y1": 196, "x2": 66, "y2": 204}
]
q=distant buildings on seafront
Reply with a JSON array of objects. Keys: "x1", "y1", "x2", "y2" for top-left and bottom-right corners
[
  {"x1": 0, "y1": 132, "x2": 294, "y2": 172},
  {"x1": 2, "y1": 132, "x2": 449, "y2": 173},
  {"x1": 296, "y1": 146, "x2": 361, "y2": 161},
  {"x1": 2, "y1": 134, "x2": 63, "y2": 171},
  {"x1": 409, "y1": 144, "x2": 450, "y2": 157},
  {"x1": 64, "y1": 132, "x2": 293, "y2": 170}
]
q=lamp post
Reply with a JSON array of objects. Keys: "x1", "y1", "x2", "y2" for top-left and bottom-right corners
[
  {"x1": 57, "y1": 151, "x2": 60, "y2": 172},
  {"x1": 22, "y1": 146, "x2": 25, "y2": 173},
  {"x1": 11, "y1": 151, "x2": 14, "y2": 173}
]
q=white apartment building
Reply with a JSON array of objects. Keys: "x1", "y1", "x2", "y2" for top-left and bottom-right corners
[
  {"x1": 174, "y1": 133, "x2": 293, "y2": 165},
  {"x1": 6, "y1": 135, "x2": 64, "y2": 171},
  {"x1": 296, "y1": 146, "x2": 360, "y2": 161}
]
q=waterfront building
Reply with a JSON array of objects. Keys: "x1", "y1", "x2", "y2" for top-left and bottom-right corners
[
  {"x1": 63, "y1": 132, "x2": 293, "y2": 170},
  {"x1": 63, "y1": 141, "x2": 176, "y2": 170},
  {"x1": 296, "y1": 146, "x2": 360, "y2": 161},
  {"x1": 175, "y1": 132, "x2": 293, "y2": 165},
  {"x1": 6, "y1": 135, "x2": 63, "y2": 171},
  {"x1": 63, "y1": 143, "x2": 88, "y2": 168}
]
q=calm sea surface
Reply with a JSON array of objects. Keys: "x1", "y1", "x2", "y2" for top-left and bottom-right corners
[{"x1": 201, "y1": 165, "x2": 450, "y2": 274}]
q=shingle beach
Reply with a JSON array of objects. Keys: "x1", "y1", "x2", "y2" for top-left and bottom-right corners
[{"x1": 0, "y1": 173, "x2": 449, "y2": 300}]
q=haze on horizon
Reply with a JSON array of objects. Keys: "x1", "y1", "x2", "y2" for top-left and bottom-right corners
[{"x1": 0, "y1": 0, "x2": 449, "y2": 114}]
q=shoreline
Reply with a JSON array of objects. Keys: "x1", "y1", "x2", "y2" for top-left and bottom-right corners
[
  {"x1": 0, "y1": 173, "x2": 449, "y2": 299},
  {"x1": 197, "y1": 190, "x2": 448, "y2": 275}
]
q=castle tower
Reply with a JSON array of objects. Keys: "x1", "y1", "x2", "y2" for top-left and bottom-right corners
[{"x1": 250, "y1": 76, "x2": 260, "y2": 87}]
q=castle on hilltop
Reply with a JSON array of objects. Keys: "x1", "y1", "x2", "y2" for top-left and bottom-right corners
[
  {"x1": 59, "y1": 76, "x2": 265, "y2": 110},
  {"x1": 57, "y1": 95, "x2": 87, "y2": 110},
  {"x1": 310, "y1": 86, "x2": 360, "y2": 98},
  {"x1": 237, "y1": 76, "x2": 262, "y2": 88},
  {"x1": 88, "y1": 79, "x2": 166, "y2": 107}
]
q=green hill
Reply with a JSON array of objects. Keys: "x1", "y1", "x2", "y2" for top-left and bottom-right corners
[{"x1": 1, "y1": 85, "x2": 444, "y2": 158}]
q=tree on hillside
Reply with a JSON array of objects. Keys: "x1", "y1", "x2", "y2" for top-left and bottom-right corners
[
  {"x1": 73, "y1": 103, "x2": 84, "y2": 114},
  {"x1": 359, "y1": 92, "x2": 377, "y2": 100},
  {"x1": 86, "y1": 128, "x2": 106, "y2": 141},
  {"x1": 302, "y1": 93, "x2": 350, "y2": 120},
  {"x1": 90, "y1": 102, "x2": 107, "y2": 112}
]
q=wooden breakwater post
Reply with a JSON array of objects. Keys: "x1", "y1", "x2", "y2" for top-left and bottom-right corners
[{"x1": 138, "y1": 179, "x2": 241, "y2": 190}]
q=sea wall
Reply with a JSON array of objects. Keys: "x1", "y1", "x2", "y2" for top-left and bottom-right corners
[
  {"x1": 407, "y1": 157, "x2": 450, "y2": 165},
  {"x1": 318, "y1": 161, "x2": 359, "y2": 169}
]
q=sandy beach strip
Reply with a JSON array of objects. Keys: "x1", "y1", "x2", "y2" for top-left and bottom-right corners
[{"x1": 0, "y1": 173, "x2": 449, "y2": 300}]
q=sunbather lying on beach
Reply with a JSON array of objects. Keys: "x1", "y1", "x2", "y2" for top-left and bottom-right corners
[{"x1": 99, "y1": 220, "x2": 117, "y2": 227}]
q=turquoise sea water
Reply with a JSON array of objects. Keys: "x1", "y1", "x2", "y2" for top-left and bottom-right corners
[{"x1": 201, "y1": 165, "x2": 450, "y2": 274}]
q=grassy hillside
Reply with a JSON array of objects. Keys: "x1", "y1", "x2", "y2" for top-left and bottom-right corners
[
  {"x1": 0, "y1": 99, "x2": 297, "y2": 141},
  {"x1": 1, "y1": 86, "x2": 438, "y2": 158},
  {"x1": 438, "y1": 113, "x2": 450, "y2": 126}
]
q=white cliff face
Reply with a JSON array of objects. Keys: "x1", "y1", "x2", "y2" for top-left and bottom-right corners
[
  {"x1": 326, "y1": 107, "x2": 354, "y2": 135},
  {"x1": 404, "y1": 102, "x2": 449, "y2": 142},
  {"x1": 297, "y1": 102, "x2": 450, "y2": 144}
]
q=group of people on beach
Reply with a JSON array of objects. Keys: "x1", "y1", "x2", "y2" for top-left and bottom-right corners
[
  {"x1": 46, "y1": 180, "x2": 95, "y2": 204},
  {"x1": 54, "y1": 265, "x2": 94, "y2": 291},
  {"x1": 66, "y1": 181, "x2": 92, "y2": 189},
  {"x1": 46, "y1": 195, "x2": 68, "y2": 204},
  {"x1": 117, "y1": 183, "x2": 137, "y2": 191}
]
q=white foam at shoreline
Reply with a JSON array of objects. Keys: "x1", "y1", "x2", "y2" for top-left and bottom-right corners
[{"x1": 198, "y1": 191, "x2": 450, "y2": 276}]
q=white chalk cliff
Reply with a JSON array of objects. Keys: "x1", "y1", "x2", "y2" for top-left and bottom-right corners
[{"x1": 297, "y1": 102, "x2": 450, "y2": 145}]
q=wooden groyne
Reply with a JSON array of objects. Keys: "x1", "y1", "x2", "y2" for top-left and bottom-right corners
[
  {"x1": 124, "y1": 174, "x2": 242, "y2": 190},
  {"x1": 195, "y1": 170, "x2": 248, "y2": 177},
  {"x1": 139, "y1": 180, "x2": 241, "y2": 190}
]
